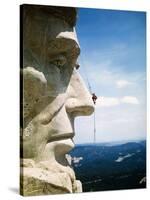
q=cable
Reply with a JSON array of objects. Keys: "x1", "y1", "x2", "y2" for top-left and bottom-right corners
[
  {"x1": 79, "y1": 55, "x2": 93, "y2": 94},
  {"x1": 94, "y1": 108, "x2": 96, "y2": 143},
  {"x1": 80, "y1": 55, "x2": 97, "y2": 143}
]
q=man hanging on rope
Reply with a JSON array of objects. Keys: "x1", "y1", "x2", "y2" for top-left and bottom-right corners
[{"x1": 92, "y1": 93, "x2": 97, "y2": 104}]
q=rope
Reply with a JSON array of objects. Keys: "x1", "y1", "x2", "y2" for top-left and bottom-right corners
[
  {"x1": 79, "y1": 55, "x2": 97, "y2": 143},
  {"x1": 94, "y1": 108, "x2": 96, "y2": 143},
  {"x1": 79, "y1": 56, "x2": 93, "y2": 94}
]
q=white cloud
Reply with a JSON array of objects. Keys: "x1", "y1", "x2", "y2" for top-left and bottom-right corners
[
  {"x1": 74, "y1": 97, "x2": 146, "y2": 144},
  {"x1": 96, "y1": 96, "x2": 139, "y2": 107},
  {"x1": 121, "y1": 96, "x2": 139, "y2": 104},
  {"x1": 96, "y1": 96, "x2": 120, "y2": 107},
  {"x1": 116, "y1": 80, "x2": 131, "y2": 88}
]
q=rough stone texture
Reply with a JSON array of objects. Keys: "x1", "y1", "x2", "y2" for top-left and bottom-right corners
[
  {"x1": 20, "y1": 159, "x2": 81, "y2": 195},
  {"x1": 21, "y1": 4, "x2": 94, "y2": 196}
]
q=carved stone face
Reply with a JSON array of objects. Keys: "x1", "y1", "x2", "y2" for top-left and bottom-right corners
[{"x1": 22, "y1": 10, "x2": 94, "y2": 165}]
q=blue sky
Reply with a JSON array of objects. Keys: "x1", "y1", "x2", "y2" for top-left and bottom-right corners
[{"x1": 74, "y1": 8, "x2": 146, "y2": 144}]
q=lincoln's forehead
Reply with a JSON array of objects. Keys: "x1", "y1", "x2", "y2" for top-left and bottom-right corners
[
  {"x1": 23, "y1": 5, "x2": 77, "y2": 27},
  {"x1": 23, "y1": 5, "x2": 80, "y2": 58},
  {"x1": 23, "y1": 5, "x2": 77, "y2": 39},
  {"x1": 24, "y1": 10, "x2": 80, "y2": 45}
]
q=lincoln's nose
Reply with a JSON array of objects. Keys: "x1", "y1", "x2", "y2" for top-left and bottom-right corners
[{"x1": 65, "y1": 69, "x2": 94, "y2": 117}]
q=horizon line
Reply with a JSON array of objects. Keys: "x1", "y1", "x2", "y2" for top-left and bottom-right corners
[{"x1": 75, "y1": 138, "x2": 146, "y2": 145}]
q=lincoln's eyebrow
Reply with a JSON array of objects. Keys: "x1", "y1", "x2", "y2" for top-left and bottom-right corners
[{"x1": 47, "y1": 38, "x2": 80, "y2": 57}]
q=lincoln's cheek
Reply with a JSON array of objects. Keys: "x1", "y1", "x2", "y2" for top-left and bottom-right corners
[{"x1": 23, "y1": 67, "x2": 47, "y2": 119}]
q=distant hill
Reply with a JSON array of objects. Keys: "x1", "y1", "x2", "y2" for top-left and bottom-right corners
[{"x1": 69, "y1": 140, "x2": 146, "y2": 192}]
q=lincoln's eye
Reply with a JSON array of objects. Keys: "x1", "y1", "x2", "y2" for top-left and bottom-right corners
[{"x1": 50, "y1": 55, "x2": 66, "y2": 68}]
